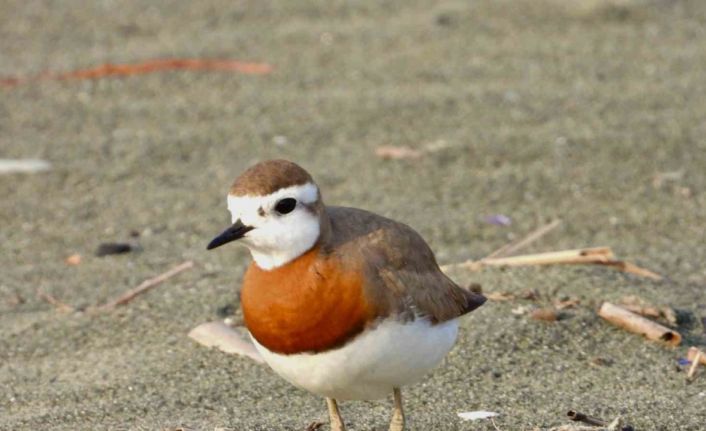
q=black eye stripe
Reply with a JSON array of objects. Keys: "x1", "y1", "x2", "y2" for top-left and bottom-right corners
[{"x1": 274, "y1": 198, "x2": 297, "y2": 214}]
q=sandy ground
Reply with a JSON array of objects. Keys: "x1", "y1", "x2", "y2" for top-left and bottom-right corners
[{"x1": 1, "y1": 0, "x2": 705, "y2": 429}]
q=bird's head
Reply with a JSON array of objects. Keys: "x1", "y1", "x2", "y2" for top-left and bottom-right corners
[{"x1": 207, "y1": 160, "x2": 324, "y2": 270}]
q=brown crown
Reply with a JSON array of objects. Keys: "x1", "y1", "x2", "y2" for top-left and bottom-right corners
[{"x1": 229, "y1": 159, "x2": 314, "y2": 197}]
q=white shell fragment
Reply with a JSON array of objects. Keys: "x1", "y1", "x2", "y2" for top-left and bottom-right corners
[
  {"x1": 0, "y1": 159, "x2": 51, "y2": 174},
  {"x1": 188, "y1": 321, "x2": 264, "y2": 363},
  {"x1": 457, "y1": 411, "x2": 499, "y2": 421}
]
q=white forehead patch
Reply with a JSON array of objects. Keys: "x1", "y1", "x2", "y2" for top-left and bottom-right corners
[
  {"x1": 227, "y1": 182, "x2": 319, "y2": 225},
  {"x1": 225, "y1": 182, "x2": 321, "y2": 270}
]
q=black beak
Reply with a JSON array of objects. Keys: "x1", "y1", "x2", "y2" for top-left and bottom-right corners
[{"x1": 207, "y1": 220, "x2": 254, "y2": 250}]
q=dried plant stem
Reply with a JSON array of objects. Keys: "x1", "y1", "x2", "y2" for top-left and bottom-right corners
[
  {"x1": 597, "y1": 261, "x2": 663, "y2": 280},
  {"x1": 567, "y1": 410, "x2": 607, "y2": 427},
  {"x1": 442, "y1": 247, "x2": 613, "y2": 271},
  {"x1": 687, "y1": 351, "x2": 701, "y2": 379},
  {"x1": 97, "y1": 261, "x2": 193, "y2": 310},
  {"x1": 687, "y1": 348, "x2": 704, "y2": 380},
  {"x1": 37, "y1": 290, "x2": 74, "y2": 313},
  {"x1": 598, "y1": 302, "x2": 681, "y2": 347},
  {"x1": 442, "y1": 246, "x2": 662, "y2": 281},
  {"x1": 481, "y1": 247, "x2": 613, "y2": 267},
  {"x1": 486, "y1": 219, "x2": 562, "y2": 259},
  {"x1": 2, "y1": 58, "x2": 272, "y2": 86},
  {"x1": 687, "y1": 347, "x2": 706, "y2": 366}
]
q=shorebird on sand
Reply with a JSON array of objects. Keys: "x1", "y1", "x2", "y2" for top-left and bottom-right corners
[{"x1": 208, "y1": 159, "x2": 486, "y2": 430}]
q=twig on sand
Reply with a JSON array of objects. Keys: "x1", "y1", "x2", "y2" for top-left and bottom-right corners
[
  {"x1": 482, "y1": 247, "x2": 614, "y2": 267},
  {"x1": 1, "y1": 58, "x2": 272, "y2": 87},
  {"x1": 619, "y1": 295, "x2": 677, "y2": 324},
  {"x1": 598, "y1": 302, "x2": 681, "y2": 347},
  {"x1": 567, "y1": 410, "x2": 607, "y2": 427},
  {"x1": 37, "y1": 290, "x2": 74, "y2": 313},
  {"x1": 442, "y1": 246, "x2": 662, "y2": 280},
  {"x1": 375, "y1": 146, "x2": 424, "y2": 160},
  {"x1": 486, "y1": 219, "x2": 562, "y2": 259},
  {"x1": 530, "y1": 308, "x2": 559, "y2": 322},
  {"x1": 188, "y1": 321, "x2": 264, "y2": 364},
  {"x1": 596, "y1": 260, "x2": 663, "y2": 281},
  {"x1": 484, "y1": 291, "x2": 517, "y2": 302},
  {"x1": 687, "y1": 346, "x2": 706, "y2": 366},
  {"x1": 687, "y1": 348, "x2": 704, "y2": 380},
  {"x1": 96, "y1": 261, "x2": 193, "y2": 310},
  {"x1": 441, "y1": 219, "x2": 662, "y2": 279},
  {"x1": 443, "y1": 247, "x2": 612, "y2": 271},
  {"x1": 304, "y1": 421, "x2": 325, "y2": 431},
  {"x1": 565, "y1": 411, "x2": 632, "y2": 431}
]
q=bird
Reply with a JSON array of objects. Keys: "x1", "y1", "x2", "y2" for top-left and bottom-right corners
[{"x1": 207, "y1": 159, "x2": 486, "y2": 431}]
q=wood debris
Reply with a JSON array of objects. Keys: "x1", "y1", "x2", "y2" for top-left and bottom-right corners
[
  {"x1": 598, "y1": 302, "x2": 681, "y2": 347},
  {"x1": 687, "y1": 349, "x2": 702, "y2": 380},
  {"x1": 598, "y1": 260, "x2": 663, "y2": 281},
  {"x1": 567, "y1": 410, "x2": 608, "y2": 427},
  {"x1": 443, "y1": 246, "x2": 662, "y2": 280},
  {"x1": 96, "y1": 261, "x2": 193, "y2": 310},
  {"x1": 554, "y1": 298, "x2": 581, "y2": 309},
  {"x1": 619, "y1": 295, "x2": 677, "y2": 325},
  {"x1": 687, "y1": 346, "x2": 706, "y2": 380},
  {"x1": 687, "y1": 346, "x2": 706, "y2": 366},
  {"x1": 375, "y1": 140, "x2": 453, "y2": 161},
  {"x1": 483, "y1": 247, "x2": 613, "y2": 267},
  {"x1": 530, "y1": 308, "x2": 558, "y2": 322},
  {"x1": 441, "y1": 219, "x2": 662, "y2": 280},
  {"x1": 1, "y1": 58, "x2": 272, "y2": 87},
  {"x1": 37, "y1": 290, "x2": 74, "y2": 313},
  {"x1": 486, "y1": 219, "x2": 562, "y2": 259},
  {"x1": 188, "y1": 321, "x2": 264, "y2": 364},
  {"x1": 375, "y1": 146, "x2": 424, "y2": 160},
  {"x1": 485, "y1": 291, "x2": 516, "y2": 302},
  {"x1": 564, "y1": 411, "x2": 633, "y2": 431}
]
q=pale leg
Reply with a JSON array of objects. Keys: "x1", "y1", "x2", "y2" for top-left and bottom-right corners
[
  {"x1": 326, "y1": 398, "x2": 346, "y2": 431},
  {"x1": 389, "y1": 387, "x2": 405, "y2": 431}
]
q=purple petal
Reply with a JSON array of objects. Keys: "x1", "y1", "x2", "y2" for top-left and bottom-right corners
[{"x1": 484, "y1": 214, "x2": 512, "y2": 226}]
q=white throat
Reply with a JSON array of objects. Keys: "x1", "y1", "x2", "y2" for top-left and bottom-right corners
[{"x1": 227, "y1": 182, "x2": 321, "y2": 270}]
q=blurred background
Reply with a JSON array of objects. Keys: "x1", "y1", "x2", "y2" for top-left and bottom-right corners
[{"x1": 1, "y1": 0, "x2": 705, "y2": 429}]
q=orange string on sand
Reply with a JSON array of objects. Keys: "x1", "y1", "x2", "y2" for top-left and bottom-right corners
[{"x1": 1, "y1": 58, "x2": 272, "y2": 87}]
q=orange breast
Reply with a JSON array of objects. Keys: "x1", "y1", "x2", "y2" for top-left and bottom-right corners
[{"x1": 241, "y1": 246, "x2": 376, "y2": 355}]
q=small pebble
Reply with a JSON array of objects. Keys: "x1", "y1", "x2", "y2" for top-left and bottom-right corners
[{"x1": 96, "y1": 243, "x2": 134, "y2": 256}]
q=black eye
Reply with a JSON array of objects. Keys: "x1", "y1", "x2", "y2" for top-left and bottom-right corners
[{"x1": 274, "y1": 198, "x2": 297, "y2": 215}]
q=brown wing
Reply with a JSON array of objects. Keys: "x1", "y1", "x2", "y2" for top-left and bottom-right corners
[{"x1": 323, "y1": 206, "x2": 486, "y2": 323}]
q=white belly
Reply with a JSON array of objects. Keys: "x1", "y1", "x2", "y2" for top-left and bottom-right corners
[{"x1": 252, "y1": 318, "x2": 459, "y2": 400}]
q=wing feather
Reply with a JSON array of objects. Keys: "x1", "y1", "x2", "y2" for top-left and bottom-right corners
[{"x1": 324, "y1": 206, "x2": 486, "y2": 323}]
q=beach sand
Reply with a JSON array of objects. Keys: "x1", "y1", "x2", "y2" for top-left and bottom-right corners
[{"x1": 1, "y1": 1, "x2": 705, "y2": 429}]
